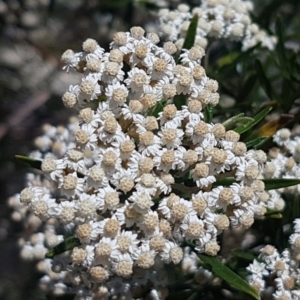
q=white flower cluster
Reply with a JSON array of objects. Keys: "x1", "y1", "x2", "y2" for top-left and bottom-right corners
[
  {"x1": 14, "y1": 27, "x2": 270, "y2": 298},
  {"x1": 247, "y1": 219, "x2": 300, "y2": 300},
  {"x1": 265, "y1": 128, "x2": 300, "y2": 193},
  {"x1": 158, "y1": 1, "x2": 277, "y2": 51}
]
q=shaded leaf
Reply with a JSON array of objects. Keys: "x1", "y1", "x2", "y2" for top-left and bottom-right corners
[
  {"x1": 149, "y1": 99, "x2": 167, "y2": 117},
  {"x1": 204, "y1": 104, "x2": 214, "y2": 123},
  {"x1": 255, "y1": 59, "x2": 276, "y2": 100},
  {"x1": 245, "y1": 137, "x2": 269, "y2": 150},
  {"x1": 173, "y1": 94, "x2": 186, "y2": 110},
  {"x1": 231, "y1": 248, "x2": 256, "y2": 261},
  {"x1": 264, "y1": 178, "x2": 300, "y2": 190},
  {"x1": 199, "y1": 255, "x2": 260, "y2": 300},
  {"x1": 222, "y1": 113, "x2": 244, "y2": 128},
  {"x1": 182, "y1": 14, "x2": 198, "y2": 51},
  {"x1": 45, "y1": 236, "x2": 81, "y2": 259},
  {"x1": 15, "y1": 155, "x2": 42, "y2": 170},
  {"x1": 234, "y1": 107, "x2": 272, "y2": 134}
]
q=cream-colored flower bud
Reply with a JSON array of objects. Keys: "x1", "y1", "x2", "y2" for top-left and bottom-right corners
[
  {"x1": 192, "y1": 65, "x2": 206, "y2": 80},
  {"x1": 32, "y1": 201, "x2": 48, "y2": 218},
  {"x1": 163, "y1": 104, "x2": 177, "y2": 119},
  {"x1": 68, "y1": 149, "x2": 83, "y2": 162},
  {"x1": 198, "y1": 90, "x2": 211, "y2": 105},
  {"x1": 183, "y1": 150, "x2": 198, "y2": 165},
  {"x1": 187, "y1": 222, "x2": 204, "y2": 238},
  {"x1": 163, "y1": 41, "x2": 177, "y2": 54},
  {"x1": 138, "y1": 252, "x2": 155, "y2": 269},
  {"x1": 86, "y1": 58, "x2": 101, "y2": 72},
  {"x1": 109, "y1": 49, "x2": 123, "y2": 63},
  {"x1": 163, "y1": 128, "x2": 177, "y2": 143},
  {"x1": 170, "y1": 246, "x2": 183, "y2": 264},
  {"x1": 103, "y1": 151, "x2": 118, "y2": 166},
  {"x1": 194, "y1": 163, "x2": 209, "y2": 177},
  {"x1": 76, "y1": 223, "x2": 92, "y2": 240},
  {"x1": 117, "y1": 236, "x2": 130, "y2": 253},
  {"x1": 154, "y1": 58, "x2": 168, "y2": 72},
  {"x1": 214, "y1": 215, "x2": 229, "y2": 230},
  {"x1": 90, "y1": 266, "x2": 108, "y2": 282},
  {"x1": 239, "y1": 186, "x2": 254, "y2": 202},
  {"x1": 92, "y1": 286, "x2": 109, "y2": 298},
  {"x1": 159, "y1": 219, "x2": 172, "y2": 236},
  {"x1": 141, "y1": 94, "x2": 157, "y2": 109},
  {"x1": 79, "y1": 108, "x2": 94, "y2": 123},
  {"x1": 212, "y1": 148, "x2": 227, "y2": 164},
  {"x1": 264, "y1": 162, "x2": 276, "y2": 178},
  {"x1": 60, "y1": 207, "x2": 76, "y2": 223},
  {"x1": 129, "y1": 100, "x2": 143, "y2": 113},
  {"x1": 143, "y1": 214, "x2": 159, "y2": 230},
  {"x1": 135, "y1": 44, "x2": 148, "y2": 59},
  {"x1": 104, "y1": 117, "x2": 118, "y2": 134},
  {"x1": 194, "y1": 121, "x2": 209, "y2": 135},
  {"x1": 160, "y1": 173, "x2": 175, "y2": 186},
  {"x1": 210, "y1": 93, "x2": 220, "y2": 106},
  {"x1": 113, "y1": 88, "x2": 128, "y2": 103},
  {"x1": 130, "y1": 26, "x2": 145, "y2": 39},
  {"x1": 145, "y1": 32, "x2": 159, "y2": 44},
  {"x1": 253, "y1": 150, "x2": 267, "y2": 163},
  {"x1": 261, "y1": 245, "x2": 275, "y2": 256},
  {"x1": 95, "y1": 243, "x2": 112, "y2": 257},
  {"x1": 120, "y1": 140, "x2": 135, "y2": 156},
  {"x1": 144, "y1": 116, "x2": 158, "y2": 131},
  {"x1": 245, "y1": 165, "x2": 259, "y2": 180},
  {"x1": 75, "y1": 130, "x2": 89, "y2": 145},
  {"x1": 241, "y1": 215, "x2": 254, "y2": 229},
  {"x1": 167, "y1": 193, "x2": 180, "y2": 208},
  {"x1": 82, "y1": 38, "x2": 98, "y2": 52},
  {"x1": 116, "y1": 261, "x2": 133, "y2": 278},
  {"x1": 63, "y1": 174, "x2": 78, "y2": 190},
  {"x1": 268, "y1": 147, "x2": 280, "y2": 159},
  {"x1": 205, "y1": 79, "x2": 218, "y2": 93},
  {"x1": 139, "y1": 131, "x2": 154, "y2": 146},
  {"x1": 132, "y1": 73, "x2": 147, "y2": 87},
  {"x1": 89, "y1": 165, "x2": 105, "y2": 181},
  {"x1": 104, "y1": 219, "x2": 120, "y2": 236},
  {"x1": 188, "y1": 46, "x2": 205, "y2": 61},
  {"x1": 150, "y1": 236, "x2": 165, "y2": 251},
  {"x1": 162, "y1": 150, "x2": 175, "y2": 165},
  {"x1": 104, "y1": 192, "x2": 120, "y2": 210},
  {"x1": 212, "y1": 123, "x2": 225, "y2": 138},
  {"x1": 251, "y1": 180, "x2": 265, "y2": 192},
  {"x1": 119, "y1": 177, "x2": 134, "y2": 193},
  {"x1": 80, "y1": 80, "x2": 95, "y2": 95},
  {"x1": 225, "y1": 130, "x2": 240, "y2": 142},
  {"x1": 204, "y1": 240, "x2": 220, "y2": 256},
  {"x1": 188, "y1": 99, "x2": 202, "y2": 113},
  {"x1": 179, "y1": 71, "x2": 193, "y2": 87},
  {"x1": 171, "y1": 203, "x2": 187, "y2": 220},
  {"x1": 113, "y1": 31, "x2": 127, "y2": 46},
  {"x1": 192, "y1": 197, "x2": 207, "y2": 214},
  {"x1": 41, "y1": 157, "x2": 56, "y2": 173},
  {"x1": 62, "y1": 92, "x2": 77, "y2": 108},
  {"x1": 61, "y1": 49, "x2": 75, "y2": 64},
  {"x1": 138, "y1": 157, "x2": 154, "y2": 173},
  {"x1": 79, "y1": 199, "x2": 96, "y2": 217},
  {"x1": 285, "y1": 157, "x2": 296, "y2": 170},
  {"x1": 105, "y1": 62, "x2": 119, "y2": 76},
  {"x1": 71, "y1": 247, "x2": 87, "y2": 264},
  {"x1": 163, "y1": 84, "x2": 177, "y2": 99},
  {"x1": 233, "y1": 142, "x2": 247, "y2": 156},
  {"x1": 219, "y1": 188, "x2": 233, "y2": 204}
]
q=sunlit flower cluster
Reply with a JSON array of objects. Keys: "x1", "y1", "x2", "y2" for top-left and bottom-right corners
[
  {"x1": 247, "y1": 218, "x2": 300, "y2": 299},
  {"x1": 11, "y1": 27, "x2": 270, "y2": 298},
  {"x1": 158, "y1": 1, "x2": 277, "y2": 51}
]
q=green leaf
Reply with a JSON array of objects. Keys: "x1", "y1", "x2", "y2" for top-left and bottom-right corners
[
  {"x1": 204, "y1": 104, "x2": 214, "y2": 123},
  {"x1": 149, "y1": 99, "x2": 167, "y2": 117},
  {"x1": 213, "y1": 178, "x2": 235, "y2": 188},
  {"x1": 254, "y1": 59, "x2": 276, "y2": 100},
  {"x1": 173, "y1": 94, "x2": 187, "y2": 110},
  {"x1": 231, "y1": 248, "x2": 256, "y2": 261},
  {"x1": 45, "y1": 236, "x2": 81, "y2": 259},
  {"x1": 245, "y1": 137, "x2": 269, "y2": 149},
  {"x1": 182, "y1": 14, "x2": 198, "y2": 51},
  {"x1": 198, "y1": 255, "x2": 260, "y2": 300},
  {"x1": 222, "y1": 114, "x2": 254, "y2": 129},
  {"x1": 15, "y1": 155, "x2": 42, "y2": 170},
  {"x1": 234, "y1": 107, "x2": 272, "y2": 134},
  {"x1": 263, "y1": 178, "x2": 300, "y2": 190}
]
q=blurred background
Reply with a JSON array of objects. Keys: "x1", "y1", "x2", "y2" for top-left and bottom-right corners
[{"x1": 0, "y1": 0, "x2": 299, "y2": 299}]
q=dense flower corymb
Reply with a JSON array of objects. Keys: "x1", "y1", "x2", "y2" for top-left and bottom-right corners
[{"x1": 13, "y1": 27, "x2": 268, "y2": 299}]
